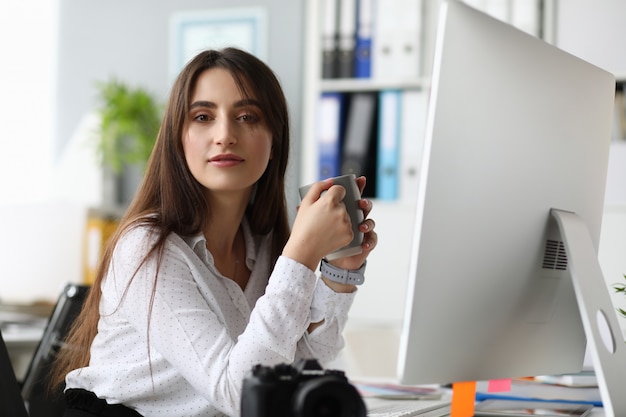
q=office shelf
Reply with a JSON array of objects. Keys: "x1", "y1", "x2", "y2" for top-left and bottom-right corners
[{"x1": 300, "y1": 0, "x2": 554, "y2": 322}]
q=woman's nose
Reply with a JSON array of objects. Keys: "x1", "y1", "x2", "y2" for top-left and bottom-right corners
[{"x1": 214, "y1": 118, "x2": 237, "y2": 146}]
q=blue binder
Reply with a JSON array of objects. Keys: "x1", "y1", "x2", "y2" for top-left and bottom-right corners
[
  {"x1": 318, "y1": 92, "x2": 345, "y2": 179},
  {"x1": 354, "y1": 0, "x2": 373, "y2": 78},
  {"x1": 377, "y1": 89, "x2": 402, "y2": 200}
]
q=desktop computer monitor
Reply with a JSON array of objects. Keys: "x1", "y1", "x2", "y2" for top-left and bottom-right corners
[{"x1": 397, "y1": 0, "x2": 615, "y2": 392}]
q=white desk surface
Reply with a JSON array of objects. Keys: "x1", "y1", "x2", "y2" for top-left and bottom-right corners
[{"x1": 361, "y1": 379, "x2": 605, "y2": 417}]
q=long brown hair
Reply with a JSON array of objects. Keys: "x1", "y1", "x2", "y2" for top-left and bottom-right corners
[{"x1": 50, "y1": 48, "x2": 291, "y2": 390}]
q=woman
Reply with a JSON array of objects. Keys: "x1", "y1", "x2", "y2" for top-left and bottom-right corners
[{"x1": 51, "y1": 48, "x2": 377, "y2": 417}]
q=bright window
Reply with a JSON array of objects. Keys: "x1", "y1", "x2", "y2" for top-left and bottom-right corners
[{"x1": 0, "y1": 1, "x2": 58, "y2": 204}]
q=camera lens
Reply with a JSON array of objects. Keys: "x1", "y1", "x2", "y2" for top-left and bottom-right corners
[
  {"x1": 292, "y1": 376, "x2": 366, "y2": 417},
  {"x1": 310, "y1": 397, "x2": 341, "y2": 416}
]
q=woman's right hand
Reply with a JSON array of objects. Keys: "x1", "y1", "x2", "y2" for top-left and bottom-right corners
[{"x1": 282, "y1": 179, "x2": 355, "y2": 271}]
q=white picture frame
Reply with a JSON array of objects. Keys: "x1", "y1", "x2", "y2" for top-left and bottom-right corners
[{"x1": 169, "y1": 7, "x2": 268, "y2": 79}]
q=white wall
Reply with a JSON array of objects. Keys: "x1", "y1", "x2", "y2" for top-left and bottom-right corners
[
  {"x1": 599, "y1": 206, "x2": 626, "y2": 339},
  {"x1": 0, "y1": 1, "x2": 57, "y2": 204},
  {"x1": 599, "y1": 142, "x2": 626, "y2": 337},
  {"x1": 0, "y1": 1, "x2": 73, "y2": 304},
  {"x1": 0, "y1": 202, "x2": 86, "y2": 303},
  {"x1": 555, "y1": 0, "x2": 626, "y2": 77},
  {"x1": 555, "y1": 0, "x2": 626, "y2": 334}
]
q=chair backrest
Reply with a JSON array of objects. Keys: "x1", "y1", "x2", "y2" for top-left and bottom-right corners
[
  {"x1": 0, "y1": 329, "x2": 30, "y2": 417},
  {"x1": 21, "y1": 283, "x2": 90, "y2": 417}
]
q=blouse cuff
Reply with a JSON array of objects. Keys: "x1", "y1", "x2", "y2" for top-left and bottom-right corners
[{"x1": 310, "y1": 277, "x2": 357, "y2": 324}]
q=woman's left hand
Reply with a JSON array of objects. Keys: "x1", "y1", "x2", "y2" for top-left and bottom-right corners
[{"x1": 322, "y1": 176, "x2": 378, "y2": 292}]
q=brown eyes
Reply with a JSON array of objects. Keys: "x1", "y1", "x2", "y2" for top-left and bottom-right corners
[
  {"x1": 191, "y1": 113, "x2": 259, "y2": 123},
  {"x1": 237, "y1": 113, "x2": 259, "y2": 123}
]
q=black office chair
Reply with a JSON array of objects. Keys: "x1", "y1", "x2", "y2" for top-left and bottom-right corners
[
  {"x1": 0, "y1": 329, "x2": 30, "y2": 417},
  {"x1": 21, "y1": 283, "x2": 90, "y2": 417}
]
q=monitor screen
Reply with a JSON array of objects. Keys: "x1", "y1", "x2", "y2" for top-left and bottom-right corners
[{"x1": 397, "y1": 0, "x2": 615, "y2": 386}]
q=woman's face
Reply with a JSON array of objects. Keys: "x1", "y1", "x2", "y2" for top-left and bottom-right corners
[{"x1": 183, "y1": 67, "x2": 273, "y2": 199}]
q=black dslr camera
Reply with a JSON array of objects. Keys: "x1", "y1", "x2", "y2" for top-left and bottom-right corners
[{"x1": 241, "y1": 358, "x2": 366, "y2": 417}]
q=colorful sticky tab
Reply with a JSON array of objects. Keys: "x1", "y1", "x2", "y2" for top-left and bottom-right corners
[
  {"x1": 451, "y1": 381, "x2": 476, "y2": 417},
  {"x1": 487, "y1": 378, "x2": 512, "y2": 392}
]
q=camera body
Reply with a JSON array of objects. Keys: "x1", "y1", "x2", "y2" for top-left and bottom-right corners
[{"x1": 241, "y1": 358, "x2": 366, "y2": 417}]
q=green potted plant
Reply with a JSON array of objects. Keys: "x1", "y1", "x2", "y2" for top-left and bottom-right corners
[
  {"x1": 95, "y1": 78, "x2": 162, "y2": 173},
  {"x1": 613, "y1": 275, "x2": 626, "y2": 318},
  {"x1": 94, "y1": 78, "x2": 162, "y2": 207}
]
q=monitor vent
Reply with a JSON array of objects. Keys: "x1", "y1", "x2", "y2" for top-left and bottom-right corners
[{"x1": 542, "y1": 239, "x2": 568, "y2": 270}]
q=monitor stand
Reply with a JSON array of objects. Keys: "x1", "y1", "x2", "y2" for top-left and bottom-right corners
[{"x1": 552, "y1": 209, "x2": 626, "y2": 417}]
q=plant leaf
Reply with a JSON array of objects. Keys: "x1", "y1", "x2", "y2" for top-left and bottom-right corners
[{"x1": 94, "y1": 78, "x2": 162, "y2": 173}]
